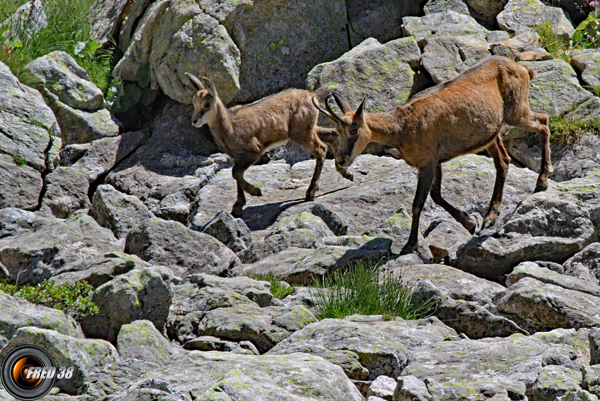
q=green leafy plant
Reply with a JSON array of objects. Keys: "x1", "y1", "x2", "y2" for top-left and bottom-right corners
[
  {"x1": 253, "y1": 273, "x2": 295, "y2": 299},
  {"x1": 310, "y1": 263, "x2": 437, "y2": 320},
  {"x1": 572, "y1": 8, "x2": 600, "y2": 49},
  {"x1": 0, "y1": 280, "x2": 99, "y2": 319},
  {"x1": 12, "y1": 154, "x2": 26, "y2": 165}
]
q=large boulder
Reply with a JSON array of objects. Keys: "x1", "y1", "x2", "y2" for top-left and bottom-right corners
[
  {"x1": 571, "y1": 49, "x2": 600, "y2": 88},
  {"x1": 402, "y1": 11, "x2": 489, "y2": 47},
  {"x1": 0, "y1": 0, "x2": 47, "y2": 44},
  {"x1": 0, "y1": 212, "x2": 122, "y2": 285},
  {"x1": 116, "y1": 320, "x2": 175, "y2": 364},
  {"x1": 124, "y1": 217, "x2": 240, "y2": 277},
  {"x1": 0, "y1": 62, "x2": 60, "y2": 210},
  {"x1": 564, "y1": 243, "x2": 600, "y2": 284},
  {"x1": 79, "y1": 267, "x2": 173, "y2": 343},
  {"x1": 421, "y1": 36, "x2": 490, "y2": 84},
  {"x1": 307, "y1": 37, "x2": 422, "y2": 113},
  {"x1": 25, "y1": 51, "x2": 121, "y2": 145},
  {"x1": 496, "y1": 0, "x2": 575, "y2": 40}
]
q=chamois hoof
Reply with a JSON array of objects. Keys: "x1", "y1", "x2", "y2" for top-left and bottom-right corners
[
  {"x1": 464, "y1": 214, "x2": 482, "y2": 235},
  {"x1": 533, "y1": 181, "x2": 548, "y2": 193},
  {"x1": 399, "y1": 242, "x2": 418, "y2": 256},
  {"x1": 247, "y1": 186, "x2": 262, "y2": 197},
  {"x1": 345, "y1": 172, "x2": 354, "y2": 182},
  {"x1": 231, "y1": 204, "x2": 244, "y2": 218}
]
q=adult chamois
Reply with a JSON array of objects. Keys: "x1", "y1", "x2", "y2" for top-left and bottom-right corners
[
  {"x1": 314, "y1": 56, "x2": 553, "y2": 255},
  {"x1": 185, "y1": 73, "x2": 353, "y2": 217}
]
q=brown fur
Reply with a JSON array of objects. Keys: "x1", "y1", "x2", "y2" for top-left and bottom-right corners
[
  {"x1": 185, "y1": 73, "x2": 353, "y2": 217},
  {"x1": 318, "y1": 56, "x2": 553, "y2": 255}
]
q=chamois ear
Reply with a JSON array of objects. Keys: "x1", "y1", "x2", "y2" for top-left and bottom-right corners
[
  {"x1": 185, "y1": 72, "x2": 204, "y2": 91},
  {"x1": 201, "y1": 77, "x2": 218, "y2": 98},
  {"x1": 354, "y1": 98, "x2": 367, "y2": 125}
]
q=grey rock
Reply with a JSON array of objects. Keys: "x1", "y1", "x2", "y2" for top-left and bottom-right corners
[
  {"x1": 307, "y1": 203, "x2": 348, "y2": 236},
  {"x1": 199, "y1": 210, "x2": 253, "y2": 254},
  {"x1": 0, "y1": 0, "x2": 47, "y2": 44},
  {"x1": 402, "y1": 328, "x2": 589, "y2": 400},
  {"x1": 0, "y1": 62, "x2": 60, "y2": 209},
  {"x1": 124, "y1": 218, "x2": 239, "y2": 277},
  {"x1": 25, "y1": 52, "x2": 120, "y2": 145},
  {"x1": 507, "y1": 262, "x2": 600, "y2": 297},
  {"x1": 79, "y1": 267, "x2": 173, "y2": 343},
  {"x1": 367, "y1": 375, "x2": 396, "y2": 400},
  {"x1": 0, "y1": 293, "x2": 83, "y2": 340},
  {"x1": 583, "y1": 365, "x2": 600, "y2": 396},
  {"x1": 402, "y1": 11, "x2": 489, "y2": 46},
  {"x1": 88, "y1": 0, "x2": 132, "y2": 46},
  {"x1": 491, "y1": 32, "x2": 553, "y2": 61},
  {"x1": 183, "y1": 336, "x2": 259, "y2": 355},
  {"x1": 497, "y1": 0, "x2": 575, "y2": 39},
  {"x1": 424, "y1": 0, "x2": 470, "y2": 15},
  {"x1": 346, "y1": 0, "x2": 407, "y2": 45},
  {"x1": 422, "y1": 36, "x2": 490, "y2": 84},
  {"x1": 465, "y1": 0, "x2": 508, "y2": 20},
  {"x1": 591, "y1": 327, "x2": 600, "y2": 365},
  {"x1": 111, "y1": 351, "x2": 364, "y2": 401},
  {"x1": 26, "y1": 51, "x2": 104, "y2": 111},
  {"x1": 0, "y1": 213, "x2": 122, "y2": 285},
  {"x1": 41, "y1": 166, "x2": 90, "y2": 218},
  {"x1": 424, "y1": 219, "x2": 472, "y2": 263},
  {"x1": 571, "y1": 49, "x2": 600, "y2": 88},
  {"x1": 558, "y1": 390, "x2": 600, "y2": 401},
  {"x1": 496, "y1": 277, "x2": 600, "y2": 331},
  {"x1": 395, "y1": 375, "x2": 433, "y2": 401},
  {"x1": 117, "y1": 320, "x2": 174, "y2": 364},
  {"x1": 91, "y1": 184, "x2": 155, "y2": 239},
  {"x1": 307, "y1": 37, "x2": 422, "y2": 114},
  {"x1": 531, "y1": 365, "x2": 582, "y2": 401},
  {"x1": 268, "y1": 315, "x2": 459, "y2": 380},
  {"x1": 0, "y1": 327, "x2": 119, "y2": 395}
]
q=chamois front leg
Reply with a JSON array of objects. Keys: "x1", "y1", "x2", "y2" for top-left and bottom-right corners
[
  {"x1": 516, "y1": 112, "x2": 553, "y2": 193},
  {"x1": 231, "y1": 153, "x2": 262, "y2": 217},
  {"x1": 430, "y1": 164, "x2": 478, "y2": 233},
  {"x1": 482, "y1": 136, "x2": 510, "y2": 230},
  {"x1": 400, "y1": 163, "x2": 436, "y2": 255},
  {"x1": 305, "y1": 140, "x2": 327, "y2": 201}
]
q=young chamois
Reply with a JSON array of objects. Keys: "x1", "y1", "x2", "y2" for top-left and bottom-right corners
[
  {"x1": 315, "y1": 56, "x2": 553, "y2": 255},
  {"x1": 185, "y1": 73, "x2": 353, "y2": 217}
]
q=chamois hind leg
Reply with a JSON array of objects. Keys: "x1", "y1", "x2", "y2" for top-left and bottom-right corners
[
  {"x1": 482, "y1": 136, "x2": 510, "y2": 230},
  {"x1": 430, "y1": 163, "x2": 478, "y2": 234},
  {"x1": 231, "y1": 153, "x2": 262, "y2": 217},
  {"x1": 400, "y1": 163, "x2": 436, "y2": 255},
  {"x1": 515, "y1": 112, "x2": 553, "y2": 192}
]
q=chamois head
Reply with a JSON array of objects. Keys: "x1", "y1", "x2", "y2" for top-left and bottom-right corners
[
  {"x1": 185, "y1": 72, "x2": 219, "y2": 128},
  {"x1": 313, "y1": 92, "x2": 371, "y2": 168}
]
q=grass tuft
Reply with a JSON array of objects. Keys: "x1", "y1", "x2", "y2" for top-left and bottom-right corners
[
  {"x1": 0, "y1": 280, "x2": 99, "y2": 319},
  {"x1": 550, "y1": 115, "x2": 600, "y2": 145},
  {"x1": 253, "y1": 273, "x2": 295, "y2": 300},
  {"x1": 310, "y1": 263, "x2": 437, "y2": 321},
  {"x1": 533, "y1": 22, "x2": 572, "y2": 63}
]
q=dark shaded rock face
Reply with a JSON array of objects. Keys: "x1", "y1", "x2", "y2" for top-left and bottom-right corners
[{"x1": 3, "y1": 0, "x2": 600, "y2": 400}]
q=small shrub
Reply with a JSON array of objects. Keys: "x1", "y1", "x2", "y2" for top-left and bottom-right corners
[
  {"x1": 533, "y1": 22, "x2": 572, "y2": 62},
  {"x1": 572, "y1": 8, "x2": 600, "y2": 49},
  {"x1": 253, "y1": 273, "x2": 295, "y2": 299},
  {"x1": 550, "y1": 115, "x2": 600, "y2": 145},
  {"x1": 310, "y1": 263, "x2": 437, "y2": 320},
  {"x1": 0, "y1": 280, "x2": 99, "y2": 319}
]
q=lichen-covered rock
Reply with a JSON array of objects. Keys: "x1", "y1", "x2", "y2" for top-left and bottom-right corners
[
  {"x1": 496, "y1": 277, "x2": 600, "y2": 331},
  {"x1": 88, "y1": 0, "x2": 133, "y2": 46},
  {"x1": 571, "y1": 49, "x2": 600, "y2": 89},
  {"x1": 124, "y1": 217, "x2": 240, "y2": 277},
  {"x1": 583, "y1": 365, "x2": 600, "y2": 396},
  {"x1": 91, "y1": 184, "x2": 155, "y2": 239},
  {"x1": 183, "y1": 335, "x2": 259, "y2": 355},
  {"x1": 497, "y1": 0, "x2": 575, "y2": 39},
  {"x1": 566, "y1": 243, "x2": 600, "y2": 285},
  {"x1": 306, "y1": 37, "x2": 422, "y2": 113},
  {"x1": 0, "y1": 213, "x2": 122, "y2": 285},
  {"x1": 269, "y1": 315, "x2": 459, "y2": 380},
  {"x1": 199, "y1": 210, "x2": 252, "y2": 254},
  {"x1": 0, "y1": 293, "x2": 83, "y2": 340},
  {"x1": 79, "y1": 267, "x2": 173, "y2": 343},
  {"x1": 424, "y1": 219, "x2": 472, "y2": 263},
  {"x1": 0, "y1": 62, "x2": 60, "y2": 209},
  {"x1": 0, "y1": 327, "x2": 119, "y2": 395},
  {"x1": 116, "y1": 320, "x2": 175, "y2": 364},
  {"x1": 110, "y1": 351, "x2": 364, "y2": 401},
  {"x1": 421, "y1": 36, "x2": 490, "y2": 84},
  {"x1": 589, "y1": 327, "x2": 600, "y2": 365},
  {"x1": 346, "y1": 0, "x2": 409, "y2": 44},
  {"x1": 531, "y1": 365, "x2": 583, "y2": 401},
  {"x1": 25, "y1": 52, "x2": 121, "y2": 145},
  {"x1": 395, "y1": 375, "x2": 433, "y2": 401},
  {"x1": 491, "y1": 32, "x2": 553, "y2": 61},
  {"x1": 424, "y1": 0, "x2": 470, "y2": 15},
  {"x1": 402, "y1": 329, "x2": 590, "y2": 400},
  {"x1": 506, "y1": 262, "x2": 600, "y2": 297},
  {"x1": 41, "y1": 166, "x2": 91, "y2": 218},
  {"x1": 402, "y1": 11, "x2": 489, "y2": 46}
]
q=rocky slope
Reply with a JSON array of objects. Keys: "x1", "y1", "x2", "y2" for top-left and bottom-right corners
[{"x1": 2, "y1": 0, "x2": 600, "y2": 400}]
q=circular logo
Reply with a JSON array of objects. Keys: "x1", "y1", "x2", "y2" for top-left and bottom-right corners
[{"x1": 1, "y1": 345, "x2": 56, "y2": 400}]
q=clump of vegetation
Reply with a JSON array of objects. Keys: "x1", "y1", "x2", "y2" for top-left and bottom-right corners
[
  {"x1": 254, "y1": 273, "x2": 295, "y2": 299},
  {"x1": 0, "y1": 0, "x2": 115, "y2": 94},
  {"x1": 310, "y1": 263, "x2": 437, "y2": 321},
  {"x1": 533, "y1": 22, "x2": 572, "y2": 62},
  {"x1": 572, "y1": 5, "x2": 600, "y2": 49},
  {"x1": 550, "y1": 115, "x2": 600, "y2": 145},
  {"x1": 0, "y1": 280, "x2": 99, "y2": 319}
]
